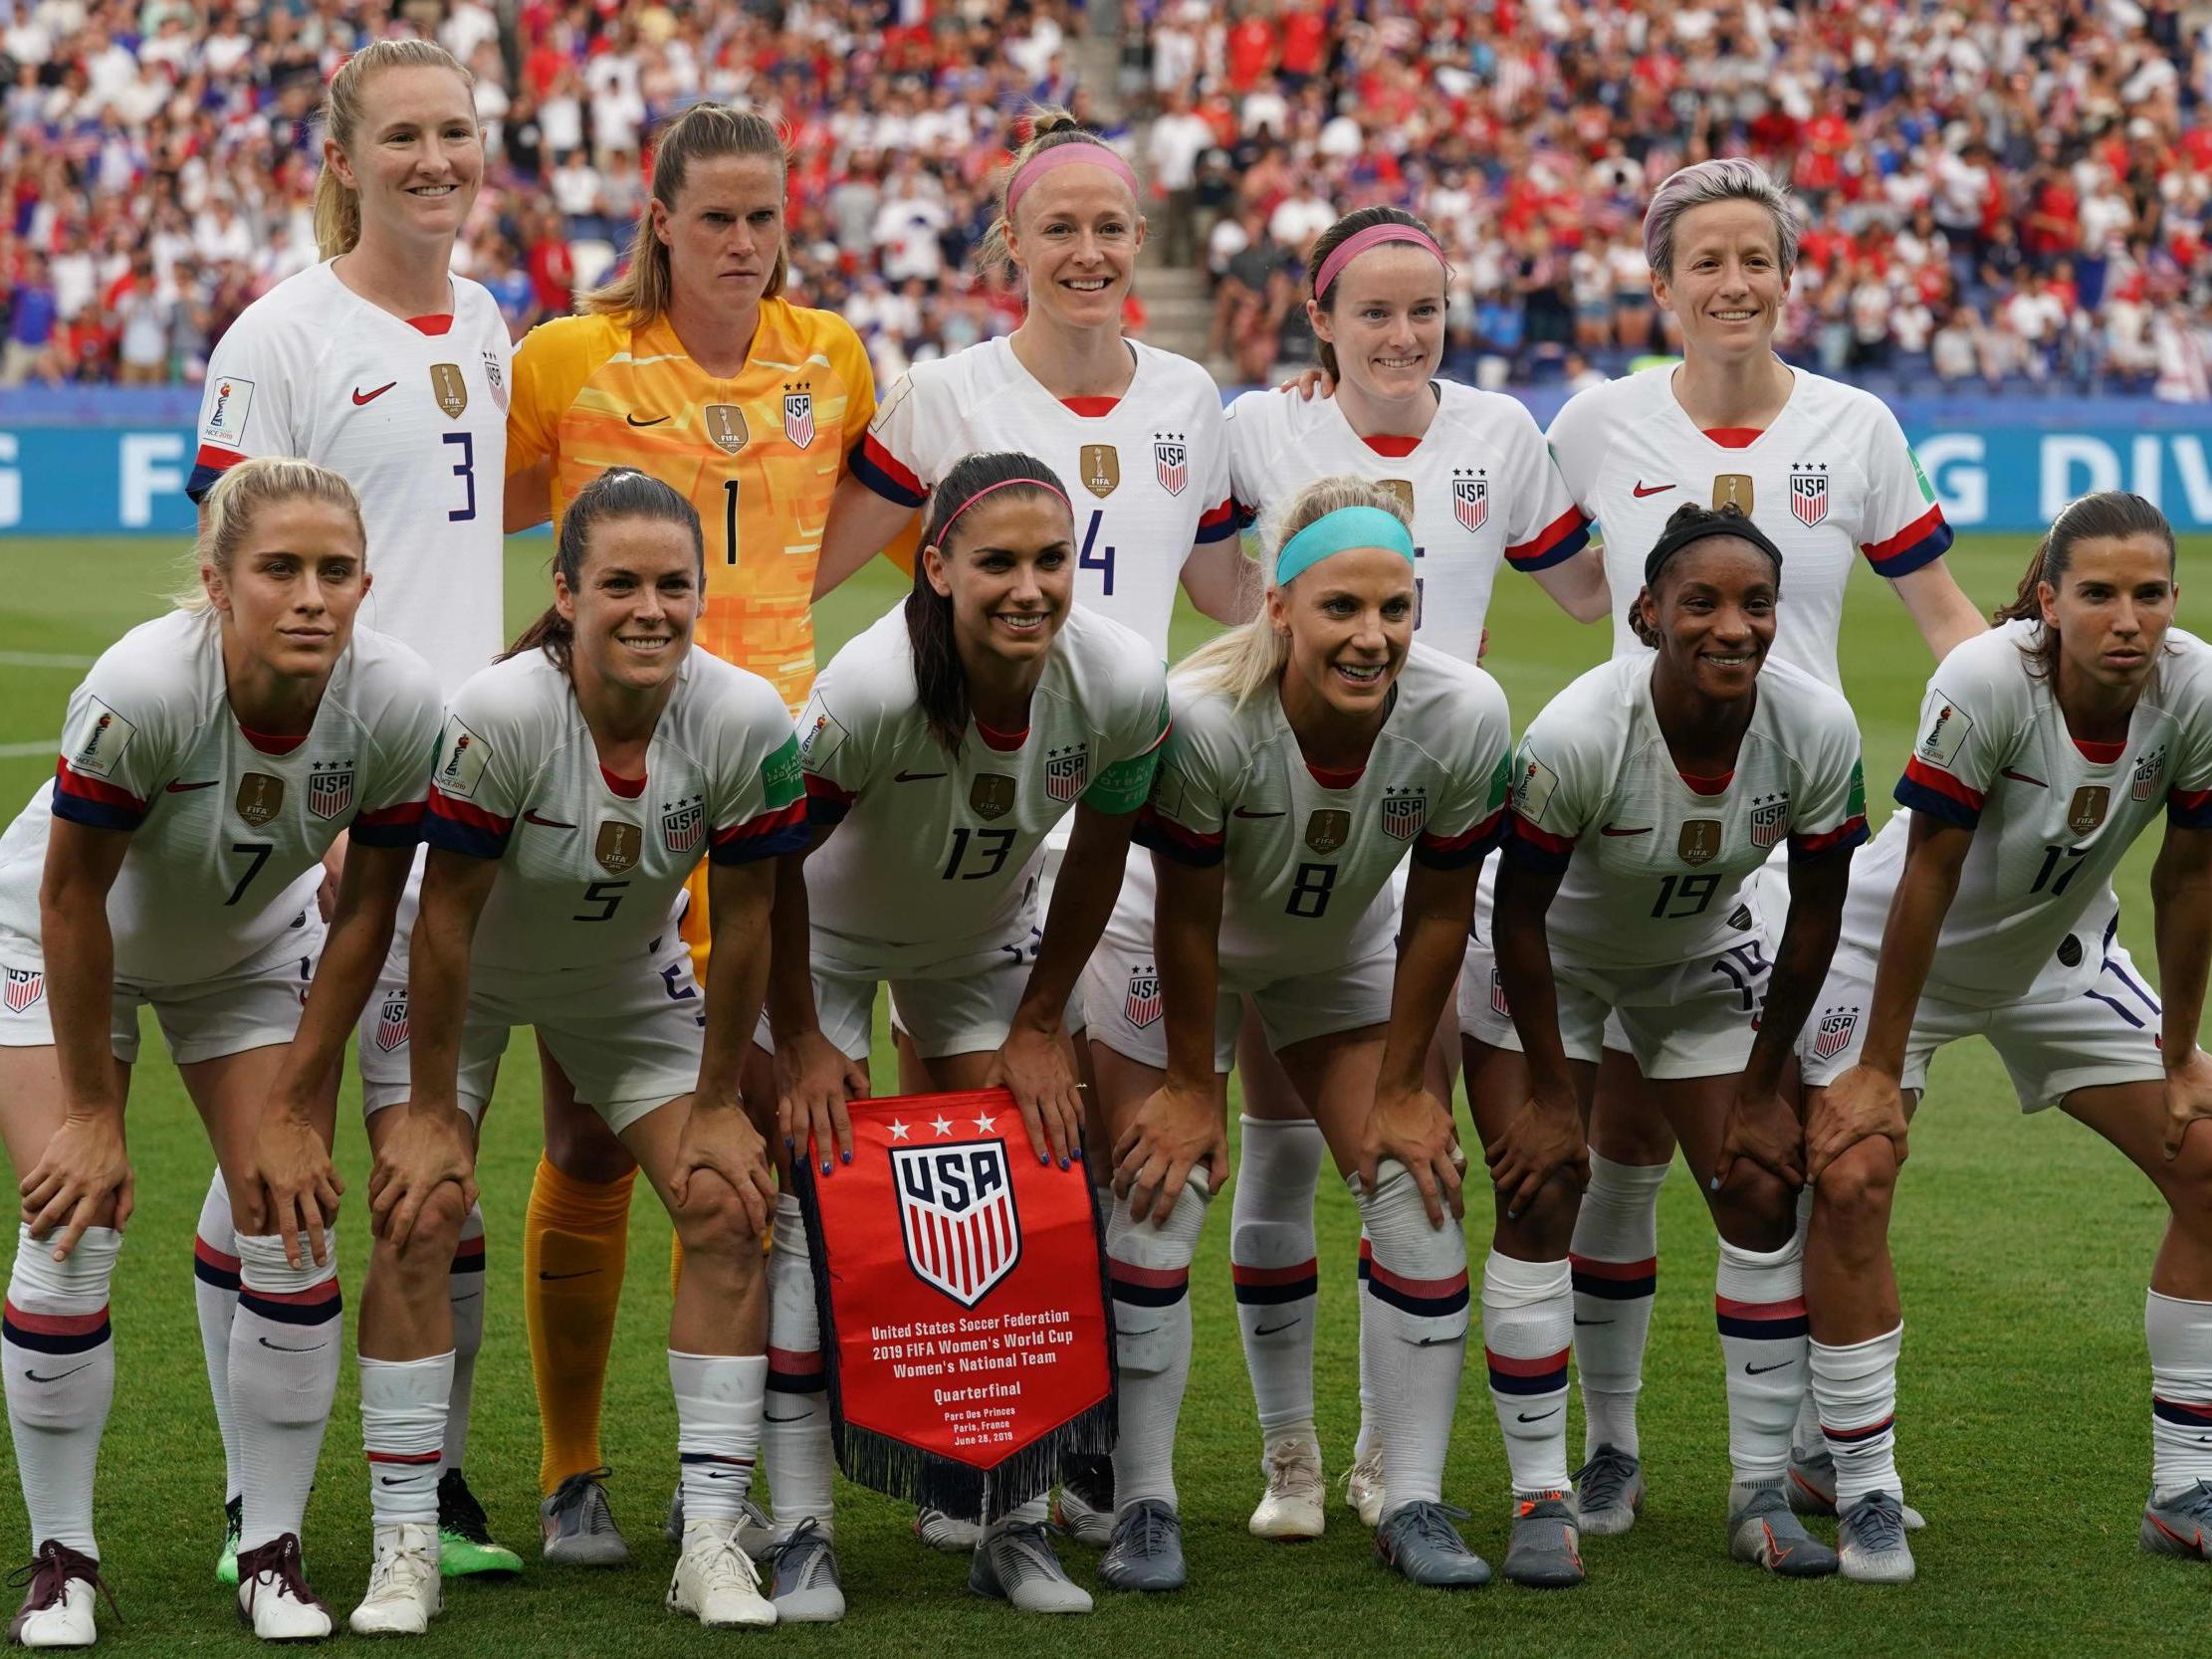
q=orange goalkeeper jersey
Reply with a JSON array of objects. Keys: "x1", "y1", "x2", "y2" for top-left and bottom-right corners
[{"x1": 508, "y1": 299, "x2": 874, "y2": 710}]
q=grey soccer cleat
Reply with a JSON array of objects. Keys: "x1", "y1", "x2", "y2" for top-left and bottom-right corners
[
  {"x1": 766, "y1": 1520, "x2": 845, "y2": 1621},
  {"x1": 915, "y1": 1507, "x2": 985, "y2": 1553},
  {"x1": 1837, "y1": 1492, "x2": 1916, "y2": 1583},
  {"x1": 1051, "y1": 1454, "x2": 1116, "y2": 1547},
  {"x1": 1572, "y1": 1445, "x2": 1645, "y2": 1538},
  {"x1": 1726, "y1": 1482, "x2": 1839, "y2": 1577},
  {"x1": 968, "y1": 1521, "x2": 1092, "y2": 1613},
  {"x1": 540, "y1": 1467, "x2": 628, "y2": 1567},
  {"x1": 1503, "y1": 1491, "x2": 1585, "y2": 1588},
  {"x1": 1789, "y1": 1445, "x2": 1926, "y2": 1530},
  {"x1": 1374, "y1": 1501, "x2": 1492, "y2": 1588},
  {"x1": 1098, "y1": 1500, "x2": 1186, "y2": 1592},
  {"x1": 2142, "y1": 1479, "x2": 2212, "y2": 1560}
]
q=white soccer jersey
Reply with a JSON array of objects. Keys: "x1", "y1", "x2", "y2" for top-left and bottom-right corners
[
  {"x1": 423, "y1": 648, "x2": 806, "y2": 973},
  {"x1": 1842, "y1": 622, "x2": 2212, "y2": 1006},
  {"x1": 853, "y1": 335, "x2": 1236, "y2": 658},
  {"x1": 187, "y1": 261, "x2": 512, "y2": 694},
  {"x1": 1507, "y1": 653, "x2": 1870, "y2": 969},
  {"x1": 1545, "y1": 364, "x2": 1952, "y2": 689},
  {"x1": 798, "y1": 604, "x2": 1170, "y2": 971},
  {"x1": 0, "y1": 610, "x2": 438, "y2": 985},
  {"x1": 1223, "y1": 381, "x2": 1589, "y2": 664},
  {"x1": 1136, "y1": 644, "x2": 1513, "y2": 971}
]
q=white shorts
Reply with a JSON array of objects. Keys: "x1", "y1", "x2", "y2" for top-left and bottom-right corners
[
  {"x1": 759, "y1": 931, "x2": 1057, "y2": 1065},
  {"x1": 0, "y1": 911, "x2": 323, "y2": 1066},
  {"x1": 1796, "y1": 931, "x2": 2167, "y2": 1113}
]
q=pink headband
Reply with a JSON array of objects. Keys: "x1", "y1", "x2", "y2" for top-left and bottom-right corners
[
  {"x1": 937, "y1": 477, "x2": 1071, "y2": 541},
  {"x1": 1004, "y1": 141, "x2": 1139, "y2": 220},
  {"x1": 1314, "y1": 224, "x2": 1448, "y2": 299}
]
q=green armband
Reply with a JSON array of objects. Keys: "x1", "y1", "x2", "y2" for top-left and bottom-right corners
[{"x1": 1083, "y1": 746, "x2": 1162, "y2": 815}]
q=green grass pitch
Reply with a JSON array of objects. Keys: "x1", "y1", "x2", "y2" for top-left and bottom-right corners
[{"x1": 0, "y1": 532, "x2": 2203, "y2": 1656}]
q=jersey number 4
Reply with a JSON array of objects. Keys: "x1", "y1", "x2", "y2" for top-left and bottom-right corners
[{"x1": 1078, "y1": 510, "x2": 1116, "y2": 596}]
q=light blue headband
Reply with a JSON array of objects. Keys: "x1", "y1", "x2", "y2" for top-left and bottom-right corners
[{"x1": 1274, "y1": 506, "x2": 1418, "y2": 587}]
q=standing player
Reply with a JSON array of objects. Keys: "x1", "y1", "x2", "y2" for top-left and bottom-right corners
[
  {"x1": 1535, "y1": 159, "x2": 1984, "y2": 1533},
  {"x1": 1219, "y1": 204, "x2": 1601, "y2": 1539},
  {"x1": 1466, "y1": 505, "x2": 1867, "y2": 1586},
  {"x1": 1081, "y1": 478, "x2": 1512, "y2": 1590},
  {"x1": 183, "y1": 36, "x2": 519, "y2": 1583},
  {"x1": 500, "y1": 100, "x2": 886, "y2": 1563},
  {"x1": 347, "y1": 470, "x2": 807, "y2": 1636},
  {"x1": 0, "y1": 458, "x2": 439, "y2": 1644},
  {"x1": 1800, "y1": 495, "x2": 2212, "y2": 1583},
  {"x1": 754, "y1": 453, "x2": 1168, "y2": 1619}
]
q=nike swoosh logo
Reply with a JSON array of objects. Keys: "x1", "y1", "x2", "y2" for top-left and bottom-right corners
[
  {"x1": 352, "y1": 382, "x2": 397, "y2": 405},
  {"x1": 1414, "y1": 1336, "x2": 1455, "y2": 1348},
  {"x1": 166, "y1": 779, "x2": 218, "y2": 793},
  {"x1": 538, "y1": 1269, "x2": 599, "y2": 1281},
  {"x1": 703, "y1": 1470, "x2": 743, "y2": 1480},
  {"x1": 1252, "y1": 1320, "x2": 1301, "y2": 1337},
  {"x1": 765, "y1": 1411, "x2": 813, "y2": 1423},
  {"x1": 893, "y1": 770, "x2": 947, "y2": 783},
  {"x1": 378, "y1": 1475, "x2": 424, "y2": 1487},
  {"x1": 258, "y1": 1337, "x2": 328, "y2": 1353},
  {"x1": 1516, "y1": 1408, "x2": 1562, "y2": 1423},
  {"x1": 2000, "y1": 768, "x2": 2047, "y2": 787},
  {"x1": 1744, "y1": 1359, "x2": 1792, "y2": 1375},
  {"x1": 24, "y1": 1364, "x2": 92, "y2": 1383},
  {"x1": 524, "y1": 810, "x2": 577, "y2": 828},
  {"x1": 1232, "y1": 807, "x2": 1286, "y2": 819},
  {"x1": 1122, "y1": 1325, "x2": 1160, "y2": 1338},
  {"x1": 451, "y1": 1292, "x2": 481, "y2": 1305},
  {"x1": 626, "y1": 413, "x2": 670, "y2": 427},
  {"x1": 1600, "y1": 823, "x2": 1652, "y2": 837},
  {"x1": 1633, "y1": 481, "x2": 1675, "y2": 498},
  {"x1": 1573, "y1": 1317, "x2": 1614, "y2": 1328}
]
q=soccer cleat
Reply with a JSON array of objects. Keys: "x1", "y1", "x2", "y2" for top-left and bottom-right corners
[
  {"x1": 968, "y1": 1521, "x2": 1092, "y2": 1613},
  {"x1": 1726, "y1": 1483, "x2": 1840, "y2": 1578},
  {"x1": 1248, "y1": 1437, "x2": 1325, "y2": 1541},
  {"x1": 1051, "y1": 1454, "x2": 1115, "y2": 1547},
  {"x1": 216, "y1": 1496, "x2": 243, "y2": 1586},
  {"x1": 1098, "y1": 1500, "x2": 1186, "y2": 1592},
  {"x1": 540, "y1": 1467, "x2": 628, "y2": 1567},
  {"x1": 662, "y1": 1485, "x2": 772, "y2": 1559},
  {"x1": 1572, "y1": 1445, "x2": 1646, "y2": 1537},
  {"x1": 1375, "y1": 1502, "x2": 1492, "y2": 1588},
  {"x1": 914, "y1": 1507, "x2": 984, "y2": 1554},
  {"x1": 436, "y1": 1469, "x2": 522, "y2": 1578},
  {"x1": 667, "y1": 1519, "x2": 775, "y2": 1628},
  {"x1": 765, "y1": 1520, "x2": 844, "y2": 1622},
  {"x1": 1837, "y1": 1492, "x2": 1916, "y2": 1583},
  {"x1": 665, "y1": 1484, "x2": 682, "y2": 1546},
  {"x1": 2141, "y1": 1479, "x2": 2212, "y2": 1560},
  {"x1": 349, "y1": 1522, "x2": 443, "y2": 1635},
  {"x1": 1787, "y1": 1446, "x2": 1926, "y2": 1530},
  {"x1": 1503, "y1": 1492, "x2": 1584, "y2": 1588},
  {"x1": 8, "y1": 1541, "x2": 110, "y2": 1649},
  {"x1": 235, "y1": 1533, "x2": 333, "y2": 1641},
  {"x1": 1343, "y1": 1448, "x2": 1386, "y2": 1530}
]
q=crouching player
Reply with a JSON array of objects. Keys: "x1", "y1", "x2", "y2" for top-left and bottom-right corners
[
  {"x1": 1802, "y1": 492, "x2": 2212, "y2": 1583},
  {"x1": 350, "y1": 469, "x2": 808, "y2": 1634},
  {"x1": 0, "y1": 457, "x2": 439, "y2": 1643},
  {"x1": 1469, "y1": 504, "x2": 1867, "y2": 1585},
  {"x1": 1081, "y1": 477, "x2": 1512, "y2": 1589}
]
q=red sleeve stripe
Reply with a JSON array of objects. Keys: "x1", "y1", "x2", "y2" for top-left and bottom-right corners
[
  {"x1": 427, "y1": 790, "x2": 513, "y2": 834},
  {"x1": 1900, "y1": 756, "x2": 1982, "y2": 812},
  {"x1": 53, "y1": 760, "x2": 145, "y2": 814},
  {"x1": 1419, "y1": 808, "x2": 1502, "y2": 856},
  {"x1": 193, "y1": 443, "x2": 247, "y2": 477},
  {"x1": 712, "y1": 797, "x2": 809, "y2": 848},
  {"x1": 1195, "y1": 497, "x2": 1240, "y2": 543},
  {"x1": 803, "y1": 774, "x2": 855, "y2": 805},
  {"x1": 1791, "y1": 815, "x2": 1869, "y2": 856},
  {"x1": 2170, "y1": 786, "x2": 2212, "y2": 827},
  {"x1": 1511, "y1": 815, "x2": 1575, "y2": 856},
  {"x1": 1504, "y1": 508, "x2": 1593, "y2": 571},
  {"x1": 1137, "y1": 809, "x2": 1223, "y2": 853},
  {"x1": 1861, "y1": 505, "x2": 1953, "y2": 572},
  {"x1": 854, "y1": 433, "x2": 928, "y2": 507},
  {"x1": 356, "y1": 800, "x2": 425, "y2": 828}
]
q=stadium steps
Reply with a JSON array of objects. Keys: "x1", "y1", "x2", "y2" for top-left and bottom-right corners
[{"x1": 1134, "y1": 264, "x2": 1216, "y2": 367}]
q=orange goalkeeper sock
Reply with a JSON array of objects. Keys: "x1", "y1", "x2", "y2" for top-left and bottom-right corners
[{"x1": 524, "y1": 1155, "x2": 637, "y2": 1496}]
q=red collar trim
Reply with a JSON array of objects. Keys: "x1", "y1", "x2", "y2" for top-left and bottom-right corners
[
  {"x1": 1361, "y1": 434, "x2": 1422, "y2": 458},
  {"x1": 976, "y1": 720, "x2": 1029, "y2": 752},
  {"x1": 1060, "y1": 395, "x2": 1119, "y2": 418},
  {"x1": 600, "y1": 762, "x2": 647, "y2": 798},
  {"x1": 2073, "y1": 736, "x2": 2125, "y2": 764},
  {"x1": 407, "y1": 313, "x2": 454, "y2": 336},
  {"x1": 1677, "y1": 767, "x2": 1734, "y2": 795},
  {"x1": 1701, "y1": 426, "x2": 1763, "y2": 448},
  {"x1": 238, "y1": 725, "x2": 308, "y2": 755},
  {"x1": 1306, "y1": 760, "x2": 1365, "y2": 789}
]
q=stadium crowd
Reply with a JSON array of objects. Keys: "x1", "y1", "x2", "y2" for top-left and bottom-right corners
[{"x1": 2, "y1": 0, "x2": 2211, "y2": 398}]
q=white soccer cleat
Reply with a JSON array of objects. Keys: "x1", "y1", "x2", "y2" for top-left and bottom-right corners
[
  {"x1": 8, "y1": 1542, "x2": 105, "y2": 1649},
  {"x1": 236, "y1": 1534, "x2": 334, "y2": 1641},
  {"x1": 1343, "y1": 1447, "x2": 1386, "y2": 1530},
  {"x1": 1248, "y1": 1437, "x2": 1325, "y2": 1540},
  {"x1": 913, "y1": 1507, "x2": 985, "y2": 1553},
  {"x1": 968, "y1": 1521, "x2": 1093, "y2": 1614},
  {"x1": 349, "y1": 1523, "x2": 443, "y2": 1636},
  {"x1": 667, "y1": 1519, "x2": 776, "y2": 1628}
]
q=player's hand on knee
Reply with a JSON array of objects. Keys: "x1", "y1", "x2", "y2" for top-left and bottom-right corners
[
  {"x1": 985, "y1": 1022, "x2": 1082, "y2": 1169},
  {"x1": 1112, "y1": 1081, "x2": 1224, "y2": 1224},
  {"x1": 368, "y1": 1104, "x2": 480, "y2": 1249},
  {"x1": 775, "y1": 1030, "x2": 867, "y2": 1174},
  {"x1": 2159, "y1": 1048, "x2": 2212, "y2": 1162},
  {"x1": 672, "y1": 1102, "x2": 776, "y2": 1238},
  {"x1": 251, "y1": 1115, "x2": 344, "y2": 1268},
  {"x1": 1711, "y1": 1086, "x2": 1806, "y2": 1194},
  {"x1": 1483, "y1": 1091, "x2": 1590, "y2": 1222},
  {"x1": 20, "y1": 1112, "x2": 133, "y2": 1260},
  {"x1": 1805, "y1": 1064, "x2": 1909, "y2": 1182},
  {"x1": 1363, "y1": 1083, "x2": 1465, "y2": 1225}
]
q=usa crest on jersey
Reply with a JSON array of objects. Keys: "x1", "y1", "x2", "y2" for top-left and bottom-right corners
[
  {"x1": 662, "y1": 793, "x2": 705, "y2": 854},
  {"x1": 3, "y1": 967, "x2": 42, "y2": 1014},
  {"x1": 308, "y1": 760, "x2": 354, "y2": 821},
  {"x1": 1154, "y1": 435, "x2": 1188, "y2": 498},
  {"x1": 373, "y1": 989, "x2": 410, "y2": 1052},
  {"x1": 1382, "y1": 786, "x2": 1427, "y2": 841},
  {"x1": 1045, "y1": 743, "x2": 1090, "y2": 803},
  {"x1": 1812, "y1": 1006, "x2": 1858, "y2": 1060},
  {"x1": 2134, "y1": 746, "x2": 2165, "y2": 802},
  {"x1": 1790, "y1": 464, "x2": 1830, "y2": 527},
  {"x1": 1124, "y1": 967, "x2": 1164, "y2": 1029},
  {"x1": 894, "y1": 1140, "x2": 1021, "y2": 1309},
  {"x1": 1452, "y1": 470, "x2": 1488, "y2": 532},
  {"x1": 783, "y1": 385, "x2": 815, "y2": 450},
  {"x1": 1749, "y1": 793, "x2": 1789, "y2": 849}
]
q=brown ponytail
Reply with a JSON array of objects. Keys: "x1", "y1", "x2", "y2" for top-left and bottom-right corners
[
  {"x1": 1994, "y1": 491, "x2": 2175, "y2": 681},
  {"x1": 504, "y1": 469, "x2": 705, "y2": 673}
]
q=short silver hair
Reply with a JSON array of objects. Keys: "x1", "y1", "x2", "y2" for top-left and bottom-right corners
[{"x1": 1643, "y1": 158, "x2": 1805, "y2": 281}]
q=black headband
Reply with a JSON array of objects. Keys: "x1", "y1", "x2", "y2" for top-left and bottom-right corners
[{"x1": 1643, "y1": 511, "x2": 1785, "y2": 587}]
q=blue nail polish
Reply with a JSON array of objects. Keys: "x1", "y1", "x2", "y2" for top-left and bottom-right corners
[
  {"x1": 821, "y1": 1160, "x2": 830, "y2": 1176},
  {"x1": 1038, "y1": 1150, "x2": 1049, "y2": 1164},
  {"x1": 1070, "y1": 1144, "x2": 1083, "y2": 1161},
  {"x1": 1058, "y1": 1156, "x2": 1070, "y2": 1170},
  {"x1": 841, "y1": 1149, "x2": 852, "y2": 1164},
  {"x1": 784, "y1": 1136, "x2": 794, "y2": 1149}
]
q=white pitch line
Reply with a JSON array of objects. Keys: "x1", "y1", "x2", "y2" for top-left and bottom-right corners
[
  {"x1": 0, "y1": 741, "x2": 56, "y2": 759},
  {"x1": 0, "y1": 651, "x2": 94, "y2": 670}
]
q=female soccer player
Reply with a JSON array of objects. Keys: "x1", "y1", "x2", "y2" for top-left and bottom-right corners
[
  {"x1": 1220, "y1": 204, "x2": 1601, "y2": 1539},
  {"x1": 1799, "y1": 494, "x2": 2212, "y2": 1584},
  {"x1": 754, "y1": 452, "x2": 1170, "y2": 1619},
  {"x1": 186, "y1": 36, "x2": 518, "y2": 1582},
  {"x1": 1467, "y1": 503, "x2": 1868, "y2": 1586},
  {"x1": 502, "y1": 100, "x2": 887, "y2": 1565},
  {"x1": 348, "y1": 469, "x2": 806, "y2": 1636},
  {"x1": 0, "y1": 458, "x2": 439, "y2": 1644},
  {"x1": 1080, "y1": 478, "x2": 1512, "y2": 1590}
]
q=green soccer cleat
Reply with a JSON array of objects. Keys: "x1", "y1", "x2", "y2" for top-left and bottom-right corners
[
  {"x1": 438, "y1": 1468, "x2": 523, "y2": 1578},
  {"x1": 215, "y1": 1496, "x2": 242, "y2": 1587}
]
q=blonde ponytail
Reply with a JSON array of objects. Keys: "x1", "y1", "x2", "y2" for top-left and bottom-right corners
[{"x1": 180, "y1": 457, "x2": 366, "y2": 611}]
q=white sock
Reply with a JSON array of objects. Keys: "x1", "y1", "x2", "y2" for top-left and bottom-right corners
[
  {"x1": 2147, "y1": 1291, "x2": 2212, "y2": 1499},
  {"x1": 1788, "y1": 1186, "x2": 1822, "y2": 1457},
  {"x1": 987, "y1": 1497, "x2": 1050, "y2": 1533},
  {"x1": 442, "y1": 1205, "x2": 485, "y2": 1478},
  {"x1": 673, "y1": 1351, "x2": 767, "y2": 1523},
  {"x1": 4, "y1": 1224, "x2": 119, "y2": 1555},
  {"x1": 1714, "y1": 1232, "x2": 1807, "y2": 1487},
  {"x1": 1229, "y1": 1116, "x2": 1324, "y2": 1444},
  {"x1": 193, "y1": 1170, "x2": 243, "y2": 1505},
  {"x1": 1106, "y1": 1173, "x2": 1213, "y2": 1512},
  {"x1": 231, "y1": 1232, "x2": 342, "y2": 1550},
  {"x1": 362, "y1": 1351, "x2": 454, "y2": 1529},
  {"x1": 1356, "y1": 1161, "x2": 1468, "y2": 1515},
  {"x1": 766, "y1": 1195, "x2": 833, "y2": 1540},
  {"x1": 1810, "y1": 1325, "x2": 1902, "y2": 1505},
  {"x1": 1354, "y1": 1229, "x2": 1378, "y2": 1463},
  {"x1": 1482, "y1": 1251, "x2": 1573, "y2": 1496},
  {"x1": 1570, "y1": 1152, "x2": 1665, "y2": 1460}
]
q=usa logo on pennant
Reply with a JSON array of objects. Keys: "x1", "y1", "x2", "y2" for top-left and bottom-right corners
[
  {"x1": 1382, "y1": 787, "x2": 1427, "y2": 840},
  {"x1": 893, "y1": 1141, "x2": 1021, "y2": 1309},
  {"x1": 1812, "y1": 1007, "x2": 1859, "y2": 1061},
  {"x1": 1790, "y1": 464, "x2": 1830, "y2": 527},
  {"x1": 3, "y1": 967, "x2": 43, "y2": 1014},
  {"x1": 1452, "y1": 470, "x2": 1488, "y2": 531},
  {"x1": 308, "y1": 761, "x2": 353, "y2": 821},
  {"x1": 373, "y1": 989, "x2": 410, "y2": 1053},
  {"x1": 662, "y1": 794, "x2": 705, "y2": 854},
  {"x1": 784, "y1": 385, "x2": 815, "y2": 450},
  {"x1": 1154, "y1": 434, "x2": 1188, "y2": 497},
  {"x1": 1749, "y1": 794, "x2": 1789, "y2": 849},
  {"x1": 1045, "y1": 744, "x2": 1090, "y2": 803},
  {"x1": 1124, "y1": 967, "x2": 1163, "y2": 1030}
]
